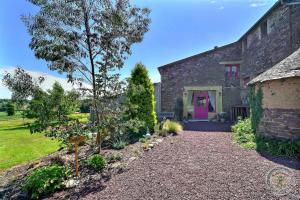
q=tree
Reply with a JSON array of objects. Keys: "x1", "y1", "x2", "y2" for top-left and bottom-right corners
[
  {"x1": 2, "y1": 67, "x2": 44, "y2": 103},
  {"x1": 6, "y1": 102, "x2": 15, "y2": 116},
  {"x1": 25, "y1": 82, "x2": 80, "y2": 133},
  {"x1": 22, "y1": 0, "x2": 150, "y2": 150},
  {"x1": 127, "y1": 63, "x2": 157, "y2": 133}
]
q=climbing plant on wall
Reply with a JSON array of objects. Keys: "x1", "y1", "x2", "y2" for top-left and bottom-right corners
[{"x1": 249, "y1": 85, "x2": 263, "y2": 133}]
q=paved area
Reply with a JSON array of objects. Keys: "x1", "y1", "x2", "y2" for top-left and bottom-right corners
[
  {"x1": 183, "y1": 121, "x2": 232, "y2": 132},
  {"x1": 82, "y1": 131, "x2": 300, "y2": 200}
]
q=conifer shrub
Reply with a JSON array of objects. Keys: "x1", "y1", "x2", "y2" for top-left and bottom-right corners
[{"x1": 126, "y1": 63, "x2": 157, "y2": 134}]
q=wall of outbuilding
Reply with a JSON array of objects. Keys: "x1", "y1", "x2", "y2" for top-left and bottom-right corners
[{"x1": 258, "y1": 77, "x2": 300, "y2": 140}]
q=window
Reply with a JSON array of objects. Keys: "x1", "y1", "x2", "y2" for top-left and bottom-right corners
[
  {"x1": 197, "y1": 97, "x2": 206, "y2": 107},
  {"x1": 261, "y1": 20, "x2": 268, "y2": 37},
  {"x1": 225, "y1": 64, "x2": 239, "y2": 80},
  {"x1": 208, "y1": 91, "x2": 216, "y2": 112}
]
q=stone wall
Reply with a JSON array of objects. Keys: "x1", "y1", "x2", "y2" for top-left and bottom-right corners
[
  {"x1": 258, "y1": 108, "x2": 300, "y2": 140},
  {"x1": 291, "y1": 5, "x2": 300, "y2": 51},
  {"x1": 159, "y1": 42, "x2": 241, "y2": 114},
  {"x1": 261, "y1": 77, "x2": 300, "y2": 109},
  {"x1": 240, "y1": 4, "x2": 297, "y2": 80},
  {"x1": 158, "y1": 3, "x2": 300, "y2": 120},
  {"x1": 153, "y1": 82, "x2": 161, "y2": 113},
  {"x1": 257, "y1": 77, "x2": 300, "y2": 140}
]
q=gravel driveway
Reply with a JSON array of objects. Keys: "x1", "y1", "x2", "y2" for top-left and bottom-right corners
[{"x1": 82, "y1": 131, "x2": 300, "y2": 200}]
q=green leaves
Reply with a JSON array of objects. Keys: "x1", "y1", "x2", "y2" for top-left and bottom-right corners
[
  {"x1": 86, "y1": 154, "x2": 106, "y2": 171},
  {"x1": 232, "y1": 118, "x2": 300, "y2": 157},
  {"x1": 22, "y1": 164, "x2": 70, "y2": 199},
  {"x1": 26, "y1": 82, "x2": 80, "y2": 135},
  {"x1": 126, "y1": 63, "x2": 157, "y2": 133},
  {"x1": 249, "y1": 86, "x2": 263, "y2": 133}
]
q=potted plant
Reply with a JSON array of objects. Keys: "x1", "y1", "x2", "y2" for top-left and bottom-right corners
[{"x1": 218, "y1": 112, "x2": 227, "y2": 123}]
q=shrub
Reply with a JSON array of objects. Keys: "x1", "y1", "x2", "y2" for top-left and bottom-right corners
[
  {"x1": 6, "y1": 102, "x2": 15, "y2": 116},
  {"x1": 22, "y1": 164, "x2": 70, "y2": 199},
  {"x1": 139, "y1": 137, "x2": 148, "y2": 143},
  {"x1": 163, "y1": 120, "x2": 183, "y2": 134},
  {"x1": 86, "y1": 154, "x2": 106, "y2": 171},
  {"x1": 106, "y1": 153, "x2": 123, "y2": 163},
  {"x1": 154, "y1": 123, "x2": 160, "y2": 134},
  {"x1": 158, "y1": 129, "x2": 168, "y2": 137},
  {"x1": 232, "y1": 118, "x2": 256, "y2": 149},
  {"x1": 232, "y1": 118, "x2": 300, "y2": 157},
  {"x1": 112, "y1": 139, "x2": 128, "y2": 150},
  {"x1": 256, "y1": 137, "x2": 300, "y2": 157},
  {"x1": 126, "y1": 63, "x2": 157, "y2": 133}
]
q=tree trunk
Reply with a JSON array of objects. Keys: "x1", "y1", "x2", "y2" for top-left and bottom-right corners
[{"x1": 81, "y1": 0, "x2": 101, "y2": 152}]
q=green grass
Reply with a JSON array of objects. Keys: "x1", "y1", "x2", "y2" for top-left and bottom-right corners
[{"x1": 0, "y1": 112, "x2": 60, "y2": 172}]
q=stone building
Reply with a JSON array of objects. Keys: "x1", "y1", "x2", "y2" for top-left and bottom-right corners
[
  {"x1": 158, "y1": 1, "x2": 300, "y2": 122},
  {"x1": 153, "y1": 82, "x2": 161, "y2": 113},
  {"x1": 248, "y1": 48, "x2": 300, "y2": 140}
]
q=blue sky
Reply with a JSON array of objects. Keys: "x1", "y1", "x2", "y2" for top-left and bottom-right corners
[{"x1": 0, "y1": 0, "x2": 277, "y2": 98}]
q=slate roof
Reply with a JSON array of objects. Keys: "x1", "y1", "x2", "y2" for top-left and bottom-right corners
[{"x1": 248, "y1": 48, "x2": 300, "y2": 85}]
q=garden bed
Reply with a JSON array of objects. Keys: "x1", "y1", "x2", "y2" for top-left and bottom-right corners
[{"x1": 0, "y1": 134, "x2": 169, "y2": 200}]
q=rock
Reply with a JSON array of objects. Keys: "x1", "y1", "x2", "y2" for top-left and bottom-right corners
[
  {"x1": 101, "y1": 171, "x2": 111, "y2": 182},
  {"x1": 91, "y1": 174, "x2": 101, "y2": 181},
  {"x1": 10, "y1": 192, "x2": 28, "y2": 200},
  {"x1": 148, "y1": 143, "x2": 154, "y2": 148},
  {"x1": 152, "y1": 142, "x2": 159, "y2": 145},
  {"x1": 64, "y1": 179, "x2": 79, "y2": 188},
  {"x1": 110, "y1": 163, "x2": 126, "y2": 174},
  {"x1": 156, "y1": 139, "x2": 163, "y2": 143},
  {"x1": 128, "y1": 157, "x2": 137, "y2": 162}
]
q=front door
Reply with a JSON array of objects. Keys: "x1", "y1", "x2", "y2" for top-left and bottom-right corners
[{"x1": 194, "y1": 91, "x2": 208, "y2": 119}]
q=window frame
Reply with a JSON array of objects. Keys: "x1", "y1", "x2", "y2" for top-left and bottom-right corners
[{"x1": 225, "y1": 64, "x2": 240, "y2": 80}]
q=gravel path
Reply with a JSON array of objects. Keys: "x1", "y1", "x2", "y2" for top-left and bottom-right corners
[{"x1": 82, "y1": 131, "x2": 300, "y2": 200}]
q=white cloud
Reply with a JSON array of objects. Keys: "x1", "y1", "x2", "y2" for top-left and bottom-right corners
[
  {"x1": 210, "y1": 0, "x2": 217, "y2": 3},
  {"x1": 250, "y1": 3, "x2": 266, "y2": 7},
  {"x1": 248, "y1": 0, "x2": 269, "y2": 7},
  {"x1": 217, "y1": 6, "x2": 225, "y2": 10},
  {"x1": 0, "y1": 66, "x2": 90, "y2": 99}
]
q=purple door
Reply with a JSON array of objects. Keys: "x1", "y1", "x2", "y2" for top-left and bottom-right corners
[{"x1": 194, "y1": 91, "x2": 208, "y2": 119}]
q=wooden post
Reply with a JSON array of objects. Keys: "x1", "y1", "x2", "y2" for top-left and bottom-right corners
[
  {"x1": 75, "y1": 143, "x2": 79, "y2": 177},
  {"x1": 68, "y1": 136, "x2": 86, "y2": 177}
]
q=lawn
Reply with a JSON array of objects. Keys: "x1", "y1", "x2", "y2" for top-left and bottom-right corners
[{"x1": 0, "y1": 112, "x2": 60, "y2": 171}]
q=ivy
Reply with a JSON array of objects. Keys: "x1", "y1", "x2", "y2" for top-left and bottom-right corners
[{"x1": 249, "y1": 85, "x2": 263, "y2": 133}]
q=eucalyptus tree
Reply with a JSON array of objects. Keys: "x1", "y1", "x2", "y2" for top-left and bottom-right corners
[{"x1": 22, "y1": 0, "x2": 151, "y2": 148}]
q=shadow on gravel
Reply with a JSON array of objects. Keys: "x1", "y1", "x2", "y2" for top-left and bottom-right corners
[
  {"x1": 183, "y1": 121, "x2": 232, "y2": 132},
  {"x1": 257, "y1": 153, "x2": 300, "y2": 170}
]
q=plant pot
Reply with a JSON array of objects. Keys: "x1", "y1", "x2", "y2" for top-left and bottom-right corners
[{"x1": 220, "y1": 118, "x2": 225, "y2": 123}]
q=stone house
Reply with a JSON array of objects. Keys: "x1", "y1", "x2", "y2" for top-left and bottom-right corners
[
  {"x1": 158, "y1": 1, "x2": 300, "y2": 122},
  {"x1": 248, "y1": 48, "x2": 300, "y2": 140},
  {"x1": 153, "y1": 82, "x2": 161, "y2": 113}
]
